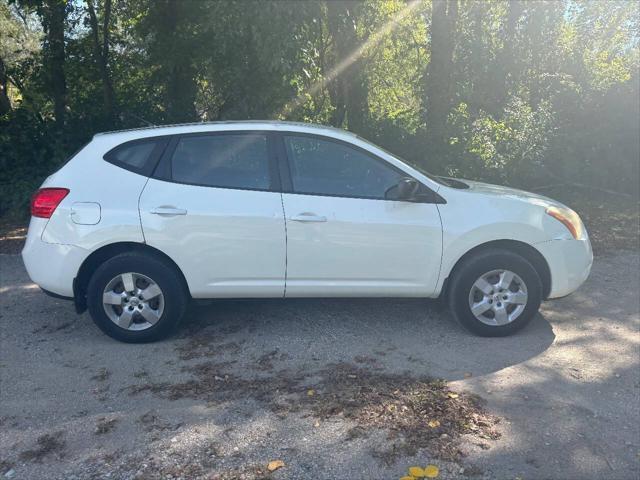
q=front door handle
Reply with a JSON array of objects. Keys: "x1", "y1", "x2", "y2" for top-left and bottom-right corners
[
  {"x1": 150, "y1": 206, "x2": 188, "y2": 216},
  {"x1": 290, "y1": 213, "x2": 327, "y2": 223}
]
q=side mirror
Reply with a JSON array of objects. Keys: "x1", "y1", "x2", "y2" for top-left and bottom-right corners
[{"x1": 396, "y1": 177, "x2": 420, "y2": 200}]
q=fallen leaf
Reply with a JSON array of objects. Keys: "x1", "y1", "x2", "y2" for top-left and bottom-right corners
[
  {"x1": 307, "y1": 389, "x2": 315, "y2": 396},
  {"x1": 409, "y1": 466, "x2": 426, "y2": 477},
  {"x1": 399, "y1": 477, "x2": 416, "y2": 480},
  {"x1": 424, "y1": 464, "x2": 439, "y2": 478},
  {"x1": 267, "y1": 460, "x2": 285, "y2": 472},
  {"x1": 428, "y1": 420, "x2": 440, "y2": 428},
  {"x1": 447, "y1": 393, "x2": 459, "y2": 399}
]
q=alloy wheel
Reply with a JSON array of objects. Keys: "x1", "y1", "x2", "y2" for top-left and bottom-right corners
[
  {"x1": 467, "y1": 269, "x2": 528, "y2": 326},
  {"x1": 102, "y1": 272, "x2": 164, "y2": 331}
]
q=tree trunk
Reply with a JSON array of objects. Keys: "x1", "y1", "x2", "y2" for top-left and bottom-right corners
[
  {"x1": 328, "y1": 81, "x2": 347, "y2": 128},
  {"x1": 325, "y1": 0, "x2": 367, "y2": 133},
  {"x1": 497, "y1": 0, "x2": 524, "y2": 108},
  {"x1": 44, "y1": 0, "x2": 67, "y2": 128},
  {"x1": 160, "y1": 0, "x2": 198, "y2": 122},
  {"x1": 325, "y1": 0, "x2": 348, "y2": 128},
  {"x1": 423, "y1": 0, "x2": 458, "y2": 163},
  {"x1": 0, "y1": 57, "x2": 11, "y2": 115},
  {"x1": 345, "y1": 67, "x2": 367, "y2": 135},
  {"x1": 86, "y1": 0, "x2": 115, "y2": 122}
]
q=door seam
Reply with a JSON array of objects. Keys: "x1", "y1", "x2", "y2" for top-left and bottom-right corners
[
  {"x1": 434, "y1": 202, "x2": 445, "y2": 296},
  {"x1": 137, "y1": 176, "x2": 151, "y2": 244},
  {"x1": 280, "y1": 192, "x2": 288, "y2": 298}
]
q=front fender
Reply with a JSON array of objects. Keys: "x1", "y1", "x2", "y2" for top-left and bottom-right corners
[{"x1": 434, "y1": 193, "x2": 553, "y2": 295}]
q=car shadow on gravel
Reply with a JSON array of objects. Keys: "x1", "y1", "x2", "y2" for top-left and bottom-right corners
[{"x1": 178, "y1": 297, "x2": 556, "y2": 382}]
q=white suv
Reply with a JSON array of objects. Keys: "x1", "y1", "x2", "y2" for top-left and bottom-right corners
[{"x1": 22, "y1": 121, "x2": 593, "y2": 342}]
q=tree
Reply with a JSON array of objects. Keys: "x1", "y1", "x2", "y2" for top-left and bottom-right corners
[
  {"x1": 325, "y1": 0, "x2": 368, "y2": 134},
  {"x1": 1, "y1": 0, "x2": 639, "y2": 218},
  {"x1": 140, "y1": 0, "x2": 201, "y2": 122},
  {"x1": 8, "y1": 0, "x2": 68, "y2": 126},
  {"x1": 38, "y1": 0, "x2": 67, "y2": 128},
  {"x1": 86, "y1": 0, "x2": 115, "y2": 122},
  {"x1": 0, "y1": 57, "x2": 10, "y2": 115},
  {"x1": 422, "y1": 0, "x2": 458, "y2": 163},
  {"x1": 498, "y1": 0, "x2": 525, "y2": 109}
]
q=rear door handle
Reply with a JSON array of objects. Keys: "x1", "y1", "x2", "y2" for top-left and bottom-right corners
[
  {"x1": 290, "y1": 213, "x2": 327, "y2": 223},
  {"x1": 150, "y1": 206, "x2": 188, "y2": 216}
]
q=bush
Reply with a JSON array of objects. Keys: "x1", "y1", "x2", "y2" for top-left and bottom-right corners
[{"x1": 0, "y1": 109, "x2": 91, "y2": 218}]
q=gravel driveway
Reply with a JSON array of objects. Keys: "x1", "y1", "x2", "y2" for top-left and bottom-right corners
[{"x1": 1, "y1": 251, "x2": 638, "y2": 480}]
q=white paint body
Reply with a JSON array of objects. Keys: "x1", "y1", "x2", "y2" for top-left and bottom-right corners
[
  {"x1": 22, "y1": 121, "x2": 592, "y2": 302},
  {"x1": 139, "y1": 179, "x2": 287, "y2": 298}
]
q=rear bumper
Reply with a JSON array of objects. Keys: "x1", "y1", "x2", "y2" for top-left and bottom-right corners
[
  {"x1": 21, "y1": 220, "x2": 89, "y2": 297},
  {"x1": 536, "y1": 237, "x2": 593, "y2": 299}
]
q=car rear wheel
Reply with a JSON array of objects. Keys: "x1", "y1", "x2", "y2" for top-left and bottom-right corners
[
  {"x1": 87, "y1": 252, "x2": 188, "y2": 342},
  {"x1": 448, "y1": 249, "x2": 542, "y2": 336}
]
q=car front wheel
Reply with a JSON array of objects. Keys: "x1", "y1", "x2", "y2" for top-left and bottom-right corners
[
  {"x1": 86, "y1": 252, "x2": 188, "y2": 342},
  {"x1": 448, "y1": 249, "x2": 542, "y2": 336}
]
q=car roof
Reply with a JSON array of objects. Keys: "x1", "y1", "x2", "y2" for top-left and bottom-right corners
[{"x1": 93, "y1": 120, "x2": 359, "y2": 142}]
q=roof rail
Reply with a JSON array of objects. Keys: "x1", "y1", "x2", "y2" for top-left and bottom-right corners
[{"x1": 93, "y1": 120, "x2": 351, "y2": 137}]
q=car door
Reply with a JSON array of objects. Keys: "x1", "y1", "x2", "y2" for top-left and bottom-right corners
[
  {"x1": 139, "y1": 131, "x2": 286, "y2": 298},
  {"x1": 278, "y1": 133, "x2": 443, "y2": 297}
]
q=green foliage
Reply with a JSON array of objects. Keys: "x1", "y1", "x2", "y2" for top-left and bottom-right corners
[
  {"x1": 1, "y1": 0, "x2": 638, "y2": 218},
  {"x1": 465, "y1": 97, "x2": 556, "y2": 185},
  {"x1": 0, "y1": 109, "x2": 87, "y2": 215}
]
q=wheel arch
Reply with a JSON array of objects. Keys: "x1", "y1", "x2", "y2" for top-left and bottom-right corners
[
  {"x1": 73, "y1": 242, "x2": 190, "y2": 313},
  {"x1": 440, "y1": 240, "x2": 551, "y2": 300}
]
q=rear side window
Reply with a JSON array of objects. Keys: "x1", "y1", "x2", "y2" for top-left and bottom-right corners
[
  {"x1": 170, "y1": 134, "x2": 270, "y2": 190},
  {"x1": 104, "y1": 137, "x2": 167, "y2": 176}
]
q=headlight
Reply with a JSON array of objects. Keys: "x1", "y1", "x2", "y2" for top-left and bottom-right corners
[{"x1": 545, "y1": 206, "x2": 584, "y2": 240}]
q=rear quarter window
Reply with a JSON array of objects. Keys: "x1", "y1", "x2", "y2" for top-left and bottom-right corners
[{"x1": 103, "y1": 137, "x2": 169, "y2": 176}]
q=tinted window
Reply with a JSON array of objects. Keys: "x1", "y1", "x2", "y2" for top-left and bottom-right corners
[
  {"x1": 112, "y1": 142, "x2": 156, "y2": 169},
  {"x1": 105, "y1": 139, "x2": 160, "y2": 173},
  {"x1": 284, "y1": 135, "x2": 403, "y2": 199},
  {"x1": 171, "y1": 134, "x2": 270, "y2": 190}
]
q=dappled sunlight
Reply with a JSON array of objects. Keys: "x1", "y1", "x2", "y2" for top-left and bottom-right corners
[
  {"x1": 457, "y1": 359, "x2": 640, "y2": 479},
  {"x1": 1, "y1": 250, "x2": 637, "y2": 479},
  {"x1": 446, "y1": 253, "x2": 640, "y2": 479},
  {"x1": 278, "y1": 0, "x2": 422, "y2": 118},
  {"x1": 0, "y1": 283, "x2": 40, "y2": 294}
]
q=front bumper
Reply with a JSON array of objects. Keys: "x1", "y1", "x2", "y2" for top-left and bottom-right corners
[
  {"x1": 21, "y1": 219, "x2": 89, "y2": 297},
  {"x1": 536, "y1": 237, "x2": 593, "y2": 299}
]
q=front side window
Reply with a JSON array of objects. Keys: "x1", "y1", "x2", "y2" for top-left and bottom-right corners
[
  {"x1": 171, "y1": 134, "x2": 270, "y2": 190},
  {"x1": 283, "y1": 135, "x2": 403, "y2": 199}
]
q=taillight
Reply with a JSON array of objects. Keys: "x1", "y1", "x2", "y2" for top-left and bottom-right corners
[{"x1": 30, "y1": 188, "x2": 70, "y2": 218}]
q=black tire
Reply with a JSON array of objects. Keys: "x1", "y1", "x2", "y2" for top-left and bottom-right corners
[
  {"x1": 448, "y1": 249, "x2": 542, "y2": 336},
  {"x1": 87, "y1": 252, "x2": 188, "y2": 342}
]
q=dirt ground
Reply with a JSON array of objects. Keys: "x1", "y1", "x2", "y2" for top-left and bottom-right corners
[{"x1": 1, "y1": 245, "x2": 639, "y2": 479}]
